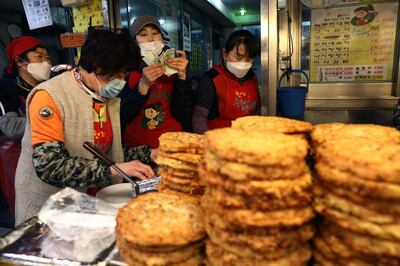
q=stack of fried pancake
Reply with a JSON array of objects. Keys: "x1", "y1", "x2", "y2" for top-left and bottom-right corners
[
  {"x1": 200, "y1": 128, "x2": 314, "y2": 266},
  {"x1": 116, "y1": 192, "x2": 207, "y2": 266},
  {"x1": 157, "y1": 132, "x2": 205, "y2": 197},
  {"x1": 311, "y1": 123, "x2": 400, "y2": 266},
  {"x1": 232, "y1": 115, "x2": 313, "y2": 141}
]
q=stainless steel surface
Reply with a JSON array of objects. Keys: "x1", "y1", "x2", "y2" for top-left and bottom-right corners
[
  {"x1": 307, "y1": 82, "x2": 395, "y2": 99},
  {"x1": 306, "y1": 97, "x2": 398, "y2": 110},
  {"x1": 260, "y1": 0, "x2": 278, "y2": 116},
  {"x1": 304, "y1": 109, "x2": 395, "y2": 126},
  {"x1": 260, "y1": 0, "x2": 269, "y2": 115}
]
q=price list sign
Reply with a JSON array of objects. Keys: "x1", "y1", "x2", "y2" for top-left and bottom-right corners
[{"x1": 310, "y1": 2, "x2": 398, "y2": 82}]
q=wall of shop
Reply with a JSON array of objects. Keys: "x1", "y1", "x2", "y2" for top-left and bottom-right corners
[{"x1": 273, "y1": 0, "x2": 400, "y2": 125}]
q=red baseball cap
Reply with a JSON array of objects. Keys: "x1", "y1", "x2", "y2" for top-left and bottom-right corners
[{"x1": 5, "y1": 36, "x2": 44, "y2": 74}]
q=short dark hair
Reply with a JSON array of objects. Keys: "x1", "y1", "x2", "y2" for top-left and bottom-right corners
[
  {"x1": 225, "y1": 30, "x2": 260, "y2": 59},
  {"x1": 79, "y1": 28, "x2": 141, "y2": 76},
  {"x1": 13, "y1": 45, "x2": 46, "y2": 75}
]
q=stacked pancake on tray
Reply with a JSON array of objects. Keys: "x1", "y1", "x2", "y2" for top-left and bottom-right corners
[
  {"x1": 156, "y1": 132, "x2": 205, "y2": 197},
  {"x1": 116, "y1": 192, "x2": 206, "y2": 266},
  {"x1": 311, "y1": 123, "x2": 400, "y2": 266},
  {"x1": 200, "y1": 128, "x2": 314, "y2": 266},
  {"x1": 232, "y1": 115, "x2": 313, "y2": 140}
]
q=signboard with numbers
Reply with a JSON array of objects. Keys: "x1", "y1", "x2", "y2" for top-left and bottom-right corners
[{"x1": 309, "y1": 2, "x2": 398, "y2": 82}]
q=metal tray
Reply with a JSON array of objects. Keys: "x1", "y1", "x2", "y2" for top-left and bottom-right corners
[{"x1": 0, "y1": 217, "x2": 115, "y2": 266}]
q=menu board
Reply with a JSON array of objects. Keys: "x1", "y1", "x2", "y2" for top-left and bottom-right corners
[{"x1": 310, "y1": 2, "x2": 398, "y2": 82}]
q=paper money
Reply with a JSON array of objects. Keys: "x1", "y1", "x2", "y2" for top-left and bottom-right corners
[{"x1": 143, "y1": 48, "x2": 178, "y2": 77}]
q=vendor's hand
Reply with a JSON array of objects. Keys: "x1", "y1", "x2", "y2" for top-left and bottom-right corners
[
  {"x1": 138, "y1": 64, "x2": 165, "y2": 95},
  {"x1": 150, "y1": 148, "x2": 158, "y2": 163},
  {"x1": 112, "y1": 160, "x2": 154, "y2": 180},
  {"x1": 167, "y1": 50, "x2": 188, "y2": 80}
]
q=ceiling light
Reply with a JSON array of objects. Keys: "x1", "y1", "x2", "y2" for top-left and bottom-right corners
[{"x1": 239, "y1": 8, "x2": 247, "y2": 16}]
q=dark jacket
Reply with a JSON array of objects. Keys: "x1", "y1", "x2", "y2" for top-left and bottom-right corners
[{"x1": 0, "y1": 72, "x2": 32, "y2": 140}]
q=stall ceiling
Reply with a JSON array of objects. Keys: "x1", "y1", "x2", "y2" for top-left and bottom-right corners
[
  {"x1": 222, "y1": 0, "x2": 260, "y2": 17},
  {"x1": 210, "y1": 0, "x2": 260, "y2": 25}
]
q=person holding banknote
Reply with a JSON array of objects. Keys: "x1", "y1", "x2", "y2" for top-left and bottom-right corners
[{"x1": 120, "y1": 16, "x2": 192, "y2": 149}]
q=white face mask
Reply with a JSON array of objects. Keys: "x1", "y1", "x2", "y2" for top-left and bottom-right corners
[
  {"x1": 139, "y1": 41, "x2": 164, "y2": 57},
  {"x1": 226, "y1": 61, "x2": 252, "y2": 79},
  {"x1": 27, "y1": 61, "x2": 52, "y2": 82}
]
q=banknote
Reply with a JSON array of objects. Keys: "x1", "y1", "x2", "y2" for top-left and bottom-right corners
[{"x1": 143, "y1": 48, "x2": 178, "y2": 76}]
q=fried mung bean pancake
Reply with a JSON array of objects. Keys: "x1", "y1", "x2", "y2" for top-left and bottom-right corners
[
  {"x1": 202, "y1": 196, "x2": 314, "y2": 228},
  {"x1": 203, "y1": 151, "x2": 308, "y2": 181},
  {"x1": 205, "y1": 128, "x2": 308, "y2": 166},
  {"x1": 317, "y1": 139, "x2": 400, "y2": 184},
  {"x1": 206, "y1": 240, "x2": 311, "y2": 266},
  {"x1": 116, "y1": 192, "x2": 206, "y2": 247},
  {"x1": 159, "y1": 132, "x2": 204, "y2": 153},
  {"x1": 311, "y1": 123, "x2": 400, "y2": 145},
  {"x1": 232, "y1": 116, "x2": 313, "y2": 134},
  {"x1": 315, "y1": 162, "x2": 400, "y2": 200}
]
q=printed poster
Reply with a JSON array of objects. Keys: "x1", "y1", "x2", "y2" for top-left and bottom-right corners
[
  {"x1": 22, "y1": 0, "x2": 53, "y2": 30},
  {"x1": 310, "y1": 2, "x2": 398, "y2": 82},
  {"x1": 72, "y1": 0, "x2": 103, "y2": 33},
  {"x1": 305, "y1": 0, "x2": 395, "y2": 8}
]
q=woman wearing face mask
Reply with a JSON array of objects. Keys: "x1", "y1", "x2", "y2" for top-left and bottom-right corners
[
  {"x1": 0, "y1": 36, "x2": 51, "y2": 214},
  {"x1": 192, "y1": 30, "x2": 261, "y2": 133},
  {"x1": 119, "y1": 16, "x2": 192, "y2": 149},
  {"x1": 0, "y1": 36, "x2": 52, "y2": 140},
  {"x1": 14, "y1": 28, "x2": 156, "y2": 225}
]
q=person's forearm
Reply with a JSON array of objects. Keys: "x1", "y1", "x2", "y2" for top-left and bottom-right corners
[
  {"x1": 123, "y1": 145, "x2": 152, "y2": 164},
  {"x1": 192, "y1": 105, "x2": 209, "y2": 134},
  {"x1": 33, "y1": 141, "x2": 112, "y2": 188}
]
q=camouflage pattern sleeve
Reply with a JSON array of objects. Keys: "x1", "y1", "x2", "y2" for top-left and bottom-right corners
[
  {"x1": 32, "y1": 141, "x2": 112, "y2": 188},
  {"x1": 123, "y1": 145, "x2": 152, "y2": 164}
]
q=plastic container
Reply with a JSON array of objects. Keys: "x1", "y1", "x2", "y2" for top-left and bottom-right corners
[{"x1": 277, "y1": 69, "x2": 309, "y2": 118}]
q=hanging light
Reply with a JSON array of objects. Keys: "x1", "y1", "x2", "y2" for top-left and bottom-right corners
[{"x1": 239, "y1": 8, "x2": 247, "y2": 16}]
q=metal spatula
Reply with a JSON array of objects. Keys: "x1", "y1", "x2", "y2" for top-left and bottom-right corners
[{"x1": 83, "y1": 141, "x2": 160, "y2": 197}]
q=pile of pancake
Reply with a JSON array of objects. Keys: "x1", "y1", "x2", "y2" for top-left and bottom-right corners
[
  {"x1": 232, "y1": 115, "x2": 313, "y2": 140},
  {"x1": 200, "y1": 127, "x2": 314, "y2": 266},
  {"x1": 116, "y1": 192, "x2": 206, "y2": 266},
  {"x1": 156, "y1": 132, "x2": 205, "y2": 197},
  {"x1": 311, "y1": 123, "x2": 400, "y2": 265}
]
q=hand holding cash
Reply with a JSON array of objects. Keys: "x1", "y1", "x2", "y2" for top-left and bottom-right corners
[{"x1": 143, "y1": 48, "x2": 178, "y2": 76}]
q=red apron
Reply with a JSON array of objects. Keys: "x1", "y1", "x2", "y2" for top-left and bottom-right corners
[
  {"x1": 87, "y1": 102, "x2": 113, "y2": 196},
  {"x1": 123, "y1": 72, "x2": 182, "y2": 148},
  {"x1": 208, "y1": 64, "x2": 260, "y2": 130}
]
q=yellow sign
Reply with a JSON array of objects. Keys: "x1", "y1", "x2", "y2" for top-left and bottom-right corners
[
  {"x1": 310, "y1": 2, "x2": 398, "y2": 82},
  {"x1": 72, "y1": 0, "x2": 103, "y2": 33}
]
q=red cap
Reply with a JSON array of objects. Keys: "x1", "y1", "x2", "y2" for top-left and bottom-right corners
[{"x1": 5, "y1": 36, "x2": 44, "y2": 74}]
